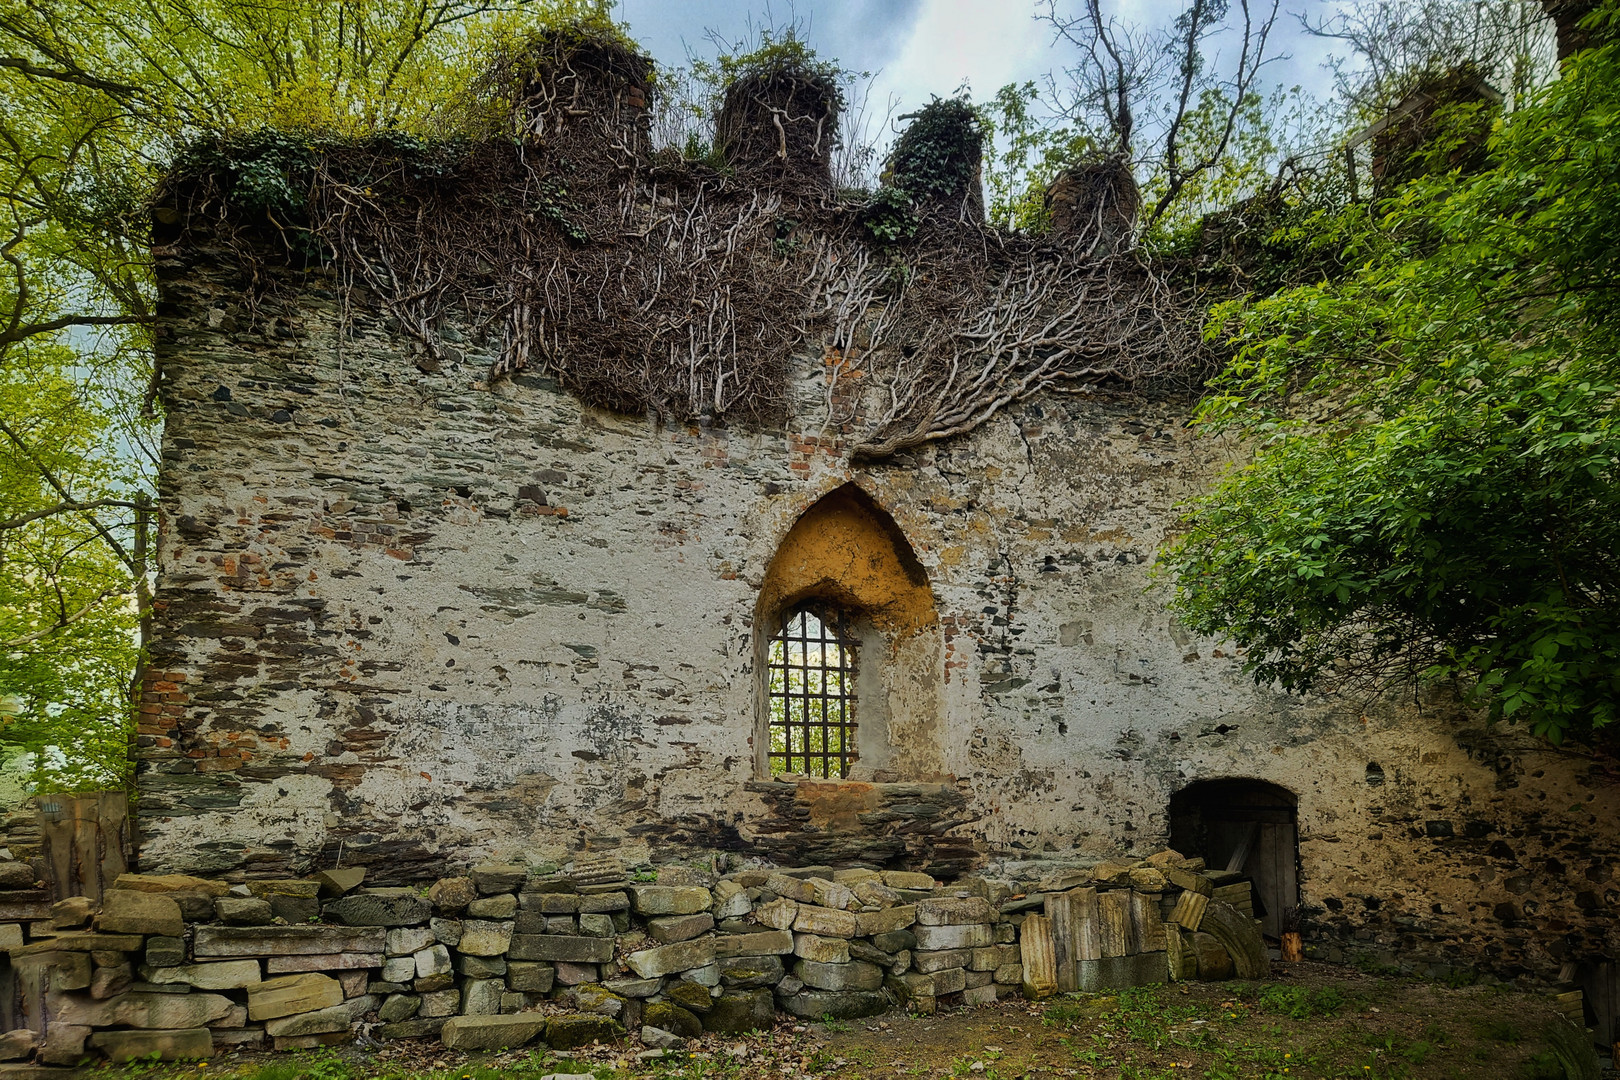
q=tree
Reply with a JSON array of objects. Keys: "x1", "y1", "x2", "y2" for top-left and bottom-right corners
[
  {"x1": 1036, "y1": 0, "x2": 1287, "y2": 235},
  {"x1": 0, "y1": 0, "x2": 606, "y2": 791},
  {"x1": 1163, "y1": 9, "x2": 1620, "y2": 746}
]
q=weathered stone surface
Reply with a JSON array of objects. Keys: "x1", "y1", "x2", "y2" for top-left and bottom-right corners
[
  {"x1": 629, "y1": 886, "x2": 712, "y2": 916},
  {"x1": 872, "y1": 930, "x2": 916, "y2": 954},
  {"x1": 715, "y1": 930, "x2": 793, "y2": 957},
  {"x1": 379, "y1": 1018, "x2": 445, "y2": 1040},
  {"x1": 794, "y1": 959, "x2": 882, "y2": 992},
  {"x1": 962, "y1": 984, "x2": 998, "y2": 1005},
  {"x1": 914, "y1": 897, "x2": 995, "y2": 926},
  {"x1": 441, "y1": 1013, "x2": 547, "y2": 1050},
  {"x1": 246, "y1": 974, "x2": 344, "y2": 1021},
  {"x1": 776, "y1": 989, "x2": 888, "y2": 1020},
  {"x1": 88, "y1": 1028, "x2": 212, "y2": 1062},
  {"x1": 49, "y1": 898, "x2": 92, "y2": 930},
  {"x1": 665, "y1": 980, "x2": 714, "y2": 1014},
  {"x1": 914, "y1": 923, "x2": 992, "y2": 950},
  {"x1": 456, "y1": 954, "x2": 506, "y2": 978},
  {"x1": 930, "y1": 966, "x2": 967, "y2": 995},
  {"x1": 459, "y1": 978, "x2": 504, "y2": 1016},
  {"x1": 214, "y1": 897, "x2": 274, "y2": 926},
  {"x1": 578, "y1": 913, "x2": 615, "y2": 938},
  {"x1": 572, "y1": 984, "x2": 627, "y2": 1018},
  {"x1": 145, "y1": 936, "x2": 185, "y2": 968},
  {"x1": 470, "y1": 864, "x2": 527, "y2": 895},
  {"x1": 553, "y1": 961, "x2": 599, "y2": 985},
  {"x1": 381, "y1": 956, "x2": 416, "y2": 983},
  {"x1": 415, "y1": 972, "x2": 455, "y2": 993},
  {"x1": 414, "y1": 944, "x2": 453, "y2": 978},
  {"x1": 605, "y1": 977, "x2": 662, "y2": 998},
  {"x1": 315, "y1": 868, "x2": 366, "y2": 897},
  {"x1": 419, "y1": 989, "x2": 460, "y2": 1017},
  {"x1": 704, "y1": 989, "x2": 775, "y2": 1034},
  {"x1": 643, "y1": 1002, "x2": 701, "y2": 1039},
  {"x1": 111, "y1": 874, "x2": 227, "y2": 898},
  {"x1": 265, "y1": 953, "x2": 383, "y2": 974},
  {"x1": 0, "y1": 864, "x2": 34, "y2": 890},
  {"x1": 140, "y1": 959, "x2": 262, "y2": 990},
  {"x1": 12, "y1": 932, "x2": 142, "y2": 957},
  {"x1": 792, "y1": 905, "x2": 857, "y2": 939},
  {"x1": 263, "y1": 1003, "x2": 353, "y2": 1038},
  {"x1": 508, "y1": 935, "x2": 613, "y2": 964},
  {"x1": 0, "y1": 1031, "x2": 32, "y2": 1062},
  {"x1": 753, "y1": 898, "x2": 798, "y2": 930},
  {"x1": 1190, "y1": 932, "x2": 1234, "y2": 981},
  {"x1": 194, "y1": 926, "x2": 386, "y2": 957},
  {"x1": 427, "y1": 877, "x2": 477, "y2": 912},
  {"x1": 545, "y1": 1014, "x2": 622, "y2": 1049},
  {"x1": 467, "y1": 894, "x2": 518, "y2": 919},
  {"x1": 793, "y1": 933, "x2": 850, "y2": 964},
  {"x1": 457, "y1": 920, "x2": 514, "y2": 956},
  {"x1": 854, "y1": 905, "x2": 915, "y2": 937},
  {"x1": 324, "y1": 890, "x2": 430, "y2": 927},
  {"x1": 718, "y1": 954, "x2": 784, "y2": 989},
  {"x1": 90, "y1": 962, "x2": 134, "y2": 1000},
  {"x1": 881, "y1": 872, "x2": 936, "y2": 890},
  {"x1": 647, "y1": 913, "x2": 714, "y2": 944},
  {"x1": 625, "y1": 938, "x2": 715, "y2": 979},
  {"x1": 99, "y1": 890, "x2": 184, "y2": 937},
  {"x1": 641, "y1": 1025, "x2": 684, "y2": 1049},
  {"x1": 39, "y1": 1023, "x2": 88, "y2": 1066},
  {"x1": 913, "y1": 949, "x2": 972, "y2": 974},
  {"x1": 378, "y1": 994, "x2": 420, "y2": 1023},
  {"x1": 429, "y1": 918, "x2": 463, "y2": 946},
  {"x1": 387, "y1": 928, "x2": 436, "y2": 956},
  {"x1": 506, "y1": 962, "x2": 556, "y2": 993},
  {"x1": 1074, "y1": 952, "x2": 1168, "y2": 992},
  {"x1": 52, "y1": 990, "x2": 236, "y2": 1028}
]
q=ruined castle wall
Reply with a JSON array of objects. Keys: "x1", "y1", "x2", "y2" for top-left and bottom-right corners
[{"x1": 143, "y1": 237, "x2": 1620, "y2": 983}]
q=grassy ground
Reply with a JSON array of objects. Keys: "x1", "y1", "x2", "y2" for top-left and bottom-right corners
[{"x1": 95, "y1": 964, "x2": 1589, "y2": 1080}]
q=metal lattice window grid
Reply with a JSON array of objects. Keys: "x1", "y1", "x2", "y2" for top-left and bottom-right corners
[{"x1": 767, "y1": 605, "x2": 857, "y2": 778}]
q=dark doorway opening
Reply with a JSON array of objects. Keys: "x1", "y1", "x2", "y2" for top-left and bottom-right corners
[{"x1": 1170, "y1": 778, "x2": 1299, "y2": 940}]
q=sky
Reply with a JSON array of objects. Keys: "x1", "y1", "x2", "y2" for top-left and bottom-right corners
[{"x1": 614, "y1": 0, "x2": 1350, "y2": 155}]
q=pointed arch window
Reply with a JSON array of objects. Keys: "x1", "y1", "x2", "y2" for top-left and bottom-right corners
[{"x1": 766, "y1": 604, "x2": 858, "y2": 778}]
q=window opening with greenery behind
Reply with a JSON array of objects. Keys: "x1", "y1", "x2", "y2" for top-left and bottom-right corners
[{"x1": 767, "y1": 605, "x2": 858, "y2": 778}]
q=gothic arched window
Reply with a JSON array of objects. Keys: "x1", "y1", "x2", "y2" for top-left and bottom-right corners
[{"x1": 766, "y1": 604, "x2": 858, "y2": 778}]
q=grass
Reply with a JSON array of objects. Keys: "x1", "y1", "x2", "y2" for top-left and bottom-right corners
[{"x1": 101, "y1": 965, "x2": 1589, "y2": 1080}]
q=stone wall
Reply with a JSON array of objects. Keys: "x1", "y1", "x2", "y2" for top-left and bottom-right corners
[
  {"x1": 0, "y1": 852, "x2": 1265, "y2": 1062},
  {"x1": 143, "y1": 205, "x2": 1620, "y2": 989}
]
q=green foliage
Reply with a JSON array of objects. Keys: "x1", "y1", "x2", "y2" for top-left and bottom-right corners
[
  {"x1": 1258, "y1": 984, "x2": 1349, "y2": 1019},
  {"x1": 884, "y1": 96, "x2": 984, "y2": 203},
  {"x1": 0, "y1": 348, "x2": 140, "y2": 792},
  {"x1": 1164, "y1": 19, "x2": 1620, "y2": 747},
  {"x1": 856, "y1": 185, "x2": 918, "y2": 245},
  {"x1": 980, "y1": 81, "x2": 1100, "y2": 233}
]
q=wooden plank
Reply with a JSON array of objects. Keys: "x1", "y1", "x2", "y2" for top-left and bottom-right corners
[
  {"x1": 1018, "y1": 914, "x2": 1058, "y2": 1000},
  {"x1": 1097, "y1": 891, "x2": 1136, "y2": 957},
  {"x1": 1224, "y1": 822, "x2": 1259, "y2": 873},
  {"x1": 1131, "y1": 891, "x2": 1166, "y2": 953}
]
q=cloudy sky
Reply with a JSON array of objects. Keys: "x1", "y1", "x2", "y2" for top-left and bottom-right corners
[{"x1": 615, "y1": 0, "x2": 1348, "y2": 149}]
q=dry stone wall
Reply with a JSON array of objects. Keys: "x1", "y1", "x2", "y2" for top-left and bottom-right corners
[
  {"x1": 0, "y1": 851, "x2": 1265, "y2": 1062},
  {"x1": 143, "y1": 208, "x2": 1620, "y2": 991}
]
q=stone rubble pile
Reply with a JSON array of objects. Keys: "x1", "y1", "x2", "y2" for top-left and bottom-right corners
[{"x1": 0, "y1": 848, "x2": 1269, "y2": 1064}]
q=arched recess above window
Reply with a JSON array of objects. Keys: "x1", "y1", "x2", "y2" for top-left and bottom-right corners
[{"x1": 754, "y1": 484, "x2": 945, "y2": 782}]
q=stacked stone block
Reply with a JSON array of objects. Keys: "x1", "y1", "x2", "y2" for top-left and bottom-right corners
[{"x1": 0, "y1": 848, "x2": 1274, "y2": 1064}]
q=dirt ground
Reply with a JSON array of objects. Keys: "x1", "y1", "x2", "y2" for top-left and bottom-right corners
[{"x1": 102, "y1": 964, "x2": 1597, "y2": 1080}]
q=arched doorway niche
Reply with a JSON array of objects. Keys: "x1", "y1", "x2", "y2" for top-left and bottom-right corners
[
  {"x1": 1170, "y1": 778, "x2": 1300, "y2": 941},
  {"x1": 753, "y1": 483, "x2": 946, "y2": 783}
]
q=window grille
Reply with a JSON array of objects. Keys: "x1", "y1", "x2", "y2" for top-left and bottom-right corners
[{"x1": 767, "y1": 605, "x2": 857, "y2": 778}]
